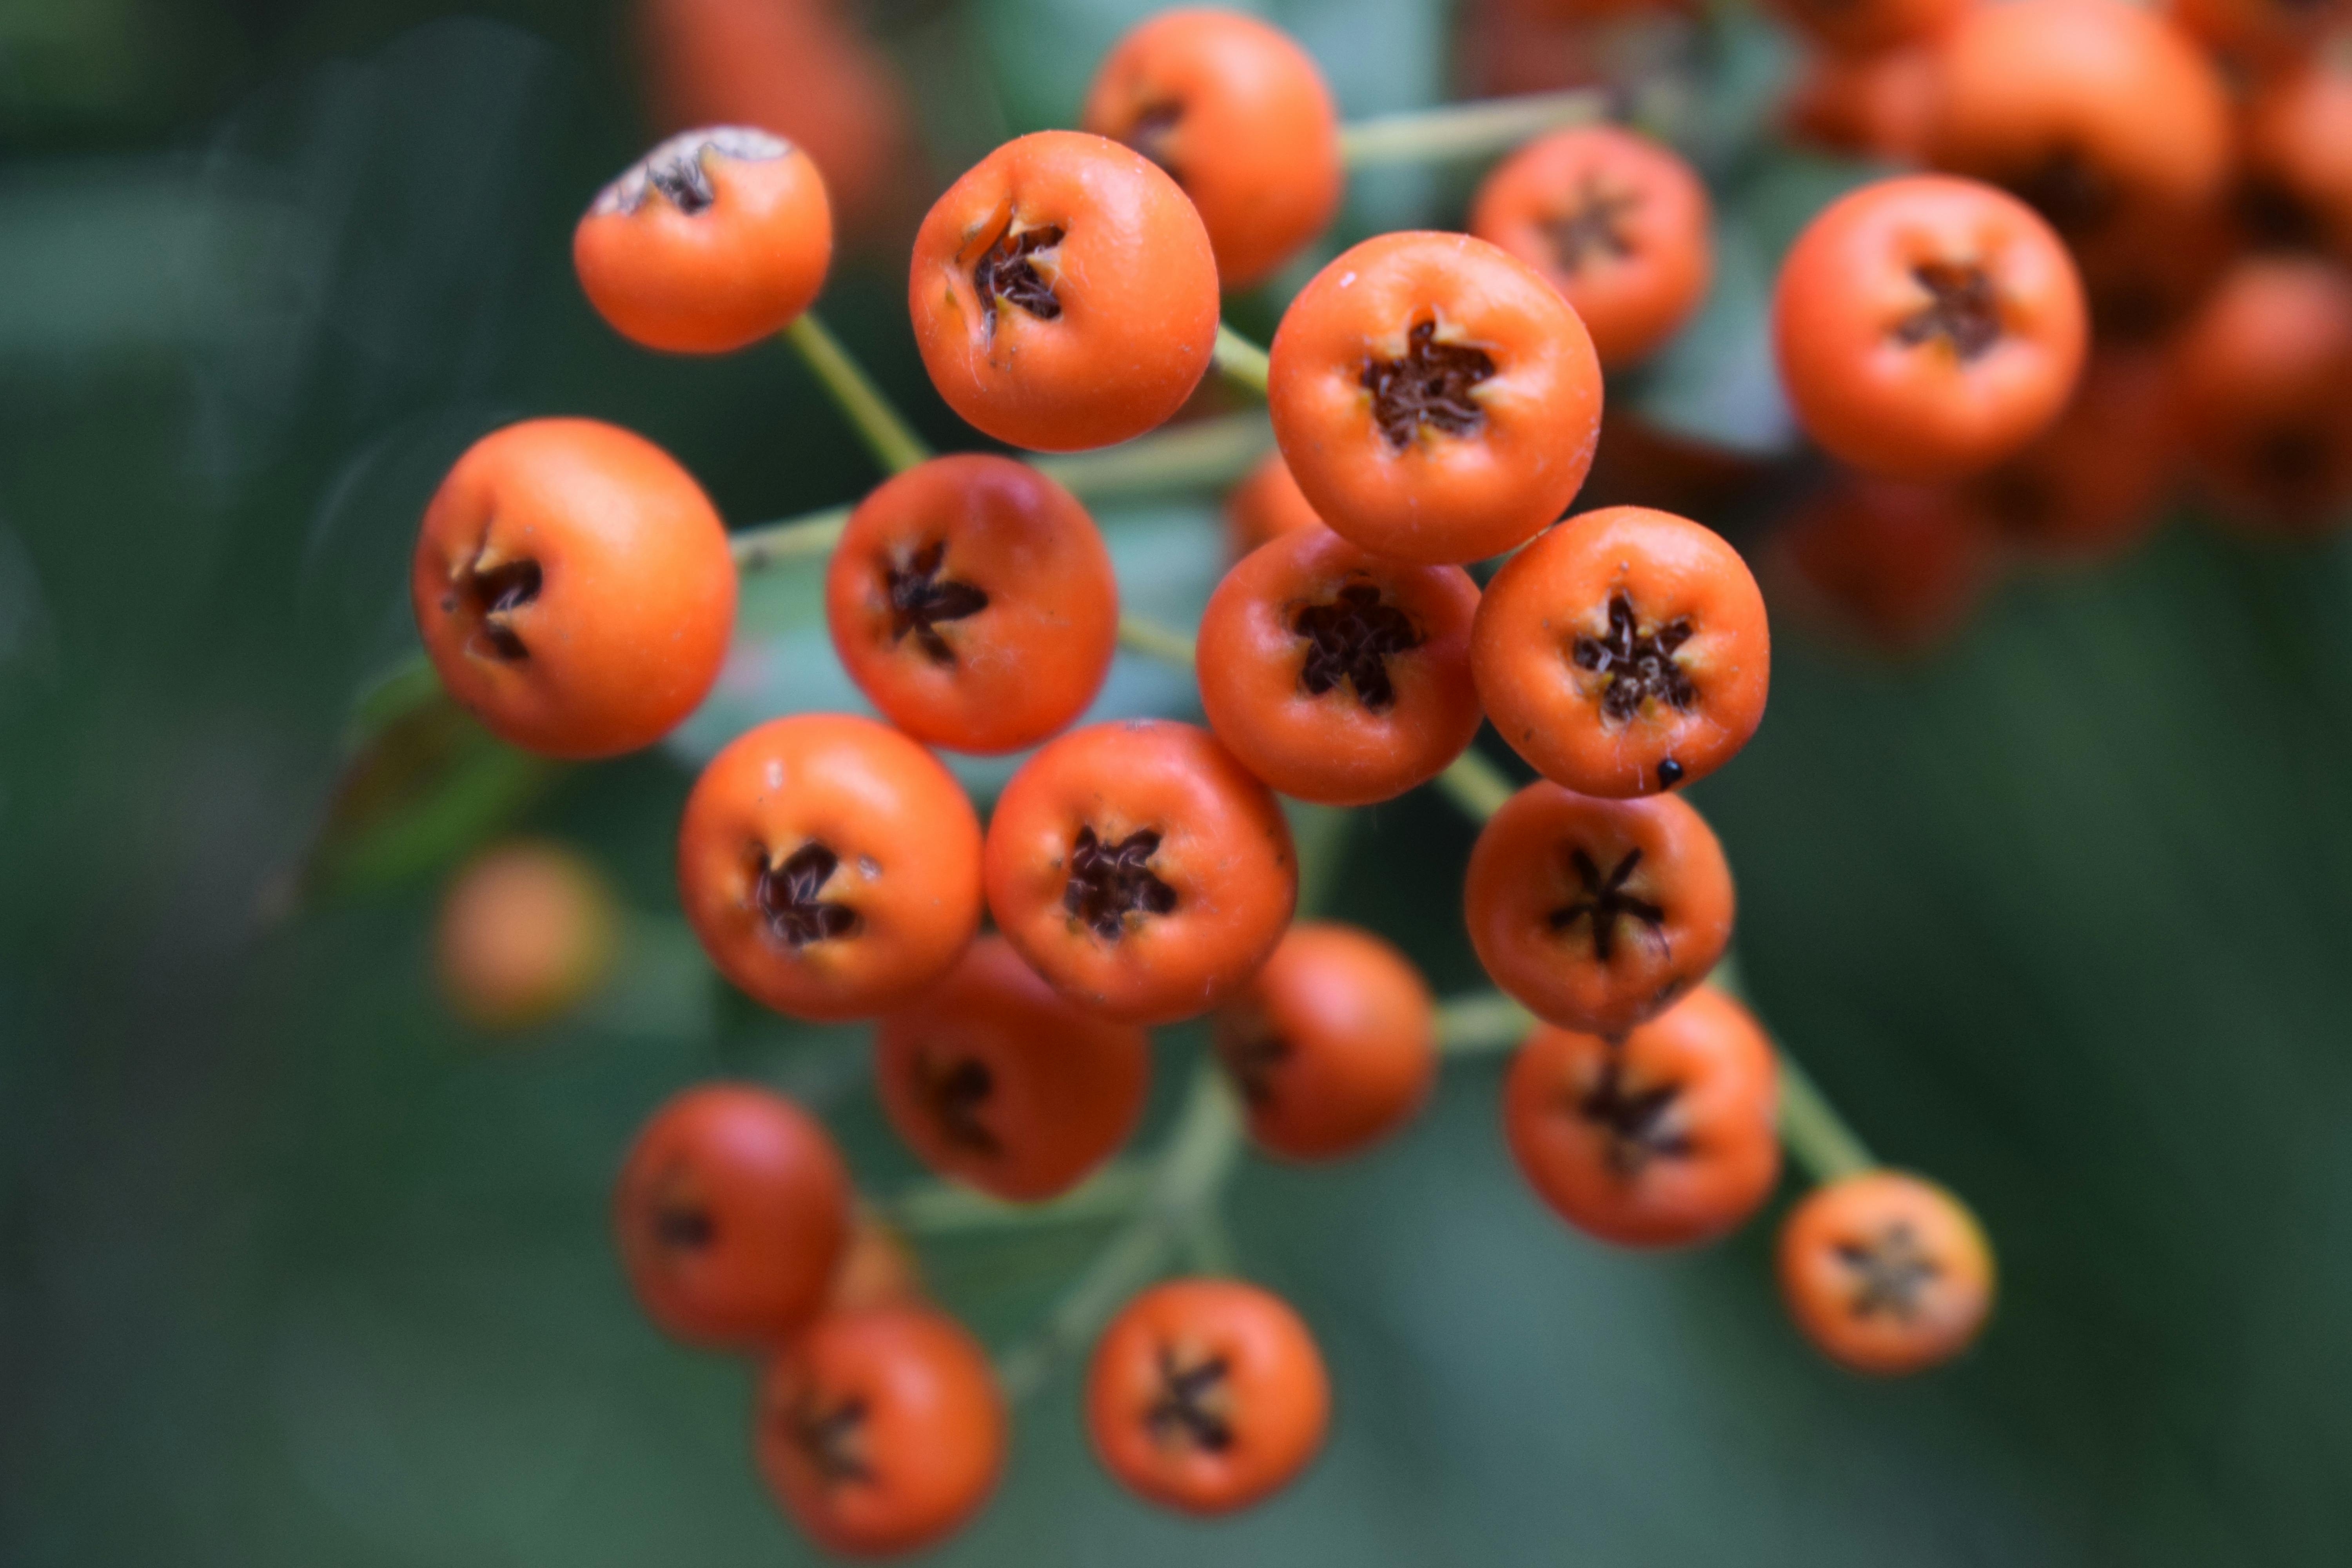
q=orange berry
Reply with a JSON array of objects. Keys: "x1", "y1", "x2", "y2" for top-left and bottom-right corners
[
  {"x1": 1779, "y1": 1170, "x2": 1996, "y2": 1374},
  {"x1": 2170, "y1": 256, "x2": 2352, "y2": 535},
  {"x1": 434, "y1": 838, "x2": 619, "y2": 1030},
  {"x1": 1223, "y1": 450, "x2": 1325, "y2": 559}
]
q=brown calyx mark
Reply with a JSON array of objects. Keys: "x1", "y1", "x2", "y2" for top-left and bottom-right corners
[
  {"x1": 1546, "y1": 179, "x2": 1642, "y2": 274},
  {"x1": 1121, "y1": 102, "x2": 1186, "y2": 184},
  {"x1": 1360, "y1": 319, "x2": 1497, "y2": 450},
  {"x1": 1572, "y1": 593, "x2": 1698, "y2": 724},
  {"x1": 2252, "y1": 423, "x2": 2328, "y2": 503},
  {"x1": 595, "y1": 126, "x2": 791, "y2": 217},
  {"x1": 756, "y1": 841, "x2": 860, "y2": 947},
  {"x1": 921, "y1": 1054, "x2": 1000, "y2": 1155},
  {"x1": 446, "y1": 554, "x2": 542, "y2": 662},
  {"x1": 786, "y1": 1392, "x2": 877, "y2": 1487},
  {"x1": 1144, "y1": 1348, "x2": 1235, "y2": 1452},
  {"x1": 648, "y1": 1161, "x2": 715, "y2": 1254},
  {"x1": 1575, "y1": 1049, "x2": 1690, "y2": 1177},
  {"x1": 1292, "y1": 582, "x2": 1423, "y2": 711},
  {"x1": 1547, "y1": 846, "x2": 1665, "y2": 963},
  {"x1": 1894, "y1": 261, "x2": 2002, "y2": 362},
  {"x1": 1216, "y1": 1022, "x2": 1290, "y2": 1107},
  {"x1": 885, "y1": 539, "x2": 989, "y2": 664},
  {"x1": 1834, "y1": 1220, "x2": 1941, "y2": 1321},
  {"x1": 975, "y1": 221, "x2": 1067, "y2": 337},
  {"x1": 1063, "y1": 826, "x2": 1178, "y2": 941},
  {"x1": 2007, "y1": 146, "x2": 2116, "y2": 241}
]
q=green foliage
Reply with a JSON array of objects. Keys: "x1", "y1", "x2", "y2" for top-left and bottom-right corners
[{"x1": 4, "y1": 4, "x2": 2352, "y2": 1567}]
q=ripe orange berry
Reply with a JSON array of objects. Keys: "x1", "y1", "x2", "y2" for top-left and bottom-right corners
[
  {"x1": 1778, "y1": 1169, "x2": 1995, "y2": 1374},
  {"x1": 1769, "y1": 476, "x2": 1997, "y2": 653},
  {"x1": 1472, "y1": 505, "x2": 1770, "y2": 798},
  {"x1": 434, "y1": 838, "x2": 619, "y2": 1031},
  {"x1": 757, "y1": 1306, "x2": 1005, "y2": 1554},
  {"x1": 412, "y1": 418, "x2": 736, "y2": 759},
  {"x1": 1196, "y1": 526, "x2": 1483, "y2": 806},
  {"x1": 1468, "y1": 126, "x2": 1712, "y2": 369},
  {"x1": 1081, "y1": 8, "x2": 1341, "y2": 288},
  {"x1": 825, "y1": 455, "x2": 1117, "y2": 754},
  {"x1": 1269, "y1": 230, "x2": 1605, "y2": 564},
  {"x1": 2243, "y1": 60, "x2": 2352, "y2": 265},
  {"x1": 677, "y1": 714, "x2": 982, "y2": 1022},
  {"x1": 909, "y1": 131, "x2": 1219, "y2": 452},
  {"x1": 1505, "y1": 987, "x2": 1781, "y2": 1247},
  {"x1": 1223, "y1": 450, "x2": 1325, "y2": 559},
  {"x1": 573, "y1": 127, "x2": 831, "y2": 354},
  {"x1": 1774, "y1": 176, "x2": 2088, "y2": 482},
  {"x1": 985, "y1": 720, "x2": 1296, "y2": 1024},
  {"x1": 1087, "y1": 1278, "x2": 1329, "y2": 1514},
  {"x1": 1779, "y1": 44, "x2": 1937, "y2": 164},
  {"x1": 874, "y1": 936, "x2": 1150, "y2": 1201},
  {"x1": 1766, "y1": 0, "x2": 1965, "y2": 53},
  {"x1": 1965, "y1": 347, "x2": 2176, "y2": 562},
  {"x1": 2168, "y1": 0, "x2": 2351, "y2": 69},
  {"x1": 1465, "y1": 781, "x2": 1735, "y2": 1037},
  {"x1": 1923, "y1": 0, "x2": 2232, "y2": 253},
  {"x1": 1213, "y1": 922, "x2": 1437, "y2": 1160},
  {"x1": 614, "y1": 1083, "x2": 850, "y2": 1349},
  {"x1": 2169, "y1": 256, "x2": 2352, "y2": 535}
]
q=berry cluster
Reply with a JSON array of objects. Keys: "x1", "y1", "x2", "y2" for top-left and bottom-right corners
[{"x1": 390, "y1": 2, "x2": 2352, "y2": 1550}]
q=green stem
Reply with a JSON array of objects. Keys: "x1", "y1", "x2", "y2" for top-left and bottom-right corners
[
  {"x1": 1432, "y1": 746, "x2": 1519, "y2": 819},
  {"x1": 729, "y1": 504, "x2": 851, "y2": 570},
  {"x1": 996, "y1": 1063, "x2": 1242, "y2": 1402},
  {"x1": 1210, "y1": 323, "x2": 1272, "y2": 397},
  {"x1": 1340, "y1": 87, "x2": 1609, "y2": 169},
  {"x1": 889, "y1": 1162, "x2": 1150, "y2": 1235},
  {"x1": 1774, "y1": 1050, "x2": 1877, "y2": 1186},
  {"x1": 1436, "y1": 990, "x2": 1534, "y2": 1056},
  {"x1": 782, "y1": 312, "x2": 932, "y2": 476},
  {"x1": 1032, "y1": 411, "x2": 1272, "y2": 503},
  {"x1": 1116, "y1": 612, "x2": 1198, "y2": 666}
]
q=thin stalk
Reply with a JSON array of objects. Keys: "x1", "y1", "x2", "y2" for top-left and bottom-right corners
[
  {"x1": 1340, "y1": 88, "x2": 1609, "y2": 169},
  {"x1": 890, "y1": 1162, "x2": 1151, "y2": 1235},
  {"x1": 781, "y1": 312, "x2": 932, "y2": 476},
  {"x1": 1775, "y1": 1050, "x2": 1877, "y2": 1186},
  {"x1": 1116, "y1": 612, "x2": 1198, "y2": 666},
  {"x1": 1210, "y1": 323, "x2": 1272, "y2": 397},
  {"x1": 729, "y1": 504, "x2": 851, "y2": 570},
  {"x1": 1432, "y1": 746, "x2": 1518, "y2": 820},
  {"x1": 1437, "y1": 990, "x2": 1534, "y2": 1056},
  {"x1": 1033, "y1": 412, "x2": 1272, "y2": 502},
  {"x1": 996, "y1": 1063, "x2": 1242, "y2": 1402}
]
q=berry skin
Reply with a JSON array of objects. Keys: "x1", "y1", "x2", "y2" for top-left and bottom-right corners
[
  {"x1": 757, "y1": 1306, "x2": 1005, "y2": 1555},
  {"x1": 434, "y1": 838, "x2": 618, "y2": 1031},
  {"x1": 1080, "y1": 8, "x2": 1342, "y2": 289},
  {"x1": 573, "y1": 126, "x2": 831, "y2": 354},
  {"x1": 1087, "y1": 1278, "x2": 1329, "y2": 1515},
  {"x1": 2169, "y1": 257, "x2": 2352, "y2": 537},
  {"x1": 827, "y1": 1210, "x2": 926, "y2": 1314},
  {"x1": 1223, "y1": 450, "x2": 1325, "y2": 560},
  {"x1": 614, "y1": 1083, "x2": 851, "y2": 1349},
  {"x1": 1778, "y1": 1170, "x2": 1995, "y2": 1374},
  {"x1": 412, "y1": 418, "x2": 736, "y2": 759},
  {"x1": 1469, "y1": 125, "x2": 1712, "y2": 368},
  {"x1": 1269, "y1": 230, "x2": 1604, "y2": 564},
  {"x1": 1922, "y1": 0, "x2": 2232, "y2": 254},
  {"x1": 2243, "y1": 59, "x2": 2352, "y2": 267},
  {"x1": 2167, "y1": 0, "x2": 2350, "y2": 71},
  {"x1": 1965, "y1": 346, "x2": 2176, "y2": 563},
  {"x1": 1213, "y1": 922, "x2": 1436, "y2": 1160},
  {"x1": 1465, "y1": 782, "x2": 1735, "y2": 1038},
  {"x1": 1504, "y1": 987, "x2": 1780, "y2": 1247},
  {"x1": 1774, "y1": 176, "x2": 2088, "y2": 483},
  {"x1": 825, "y1": 455, "x2": 1117, "y2": 754},
  {"x1": 874, "y1": 936, "x2": 1150, "y2": 1201},
  {"x1": 1778, "y1": 44, "x2": 1937, "y2": 165},
  {"x1": 1196, "y1": 526, "x2": 1483, "y2": 806},
  {"x1": 1766, "y1": 0, "x2": 1966, "y2": 55},
  {"x1": 1769, "y1": 476, "x2": 1997, "y2": 655},
  {"x1": 677, "y1": 714, "x2": 983, "y2": 1022},
  {"x1": 1472, "y1": 505, "x2": 1770, "y2": 799},
  {"x1": 909, "y1": 131, "x2": 1219, "y2": 452},
  {"x1": 984, "y1": 720, "x2": 1296, "y2": 1025}
]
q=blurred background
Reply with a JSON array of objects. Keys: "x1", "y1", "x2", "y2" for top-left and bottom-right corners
[{"x1": 5, "y1": 0, "x2": 2352, "y2": 1563}]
